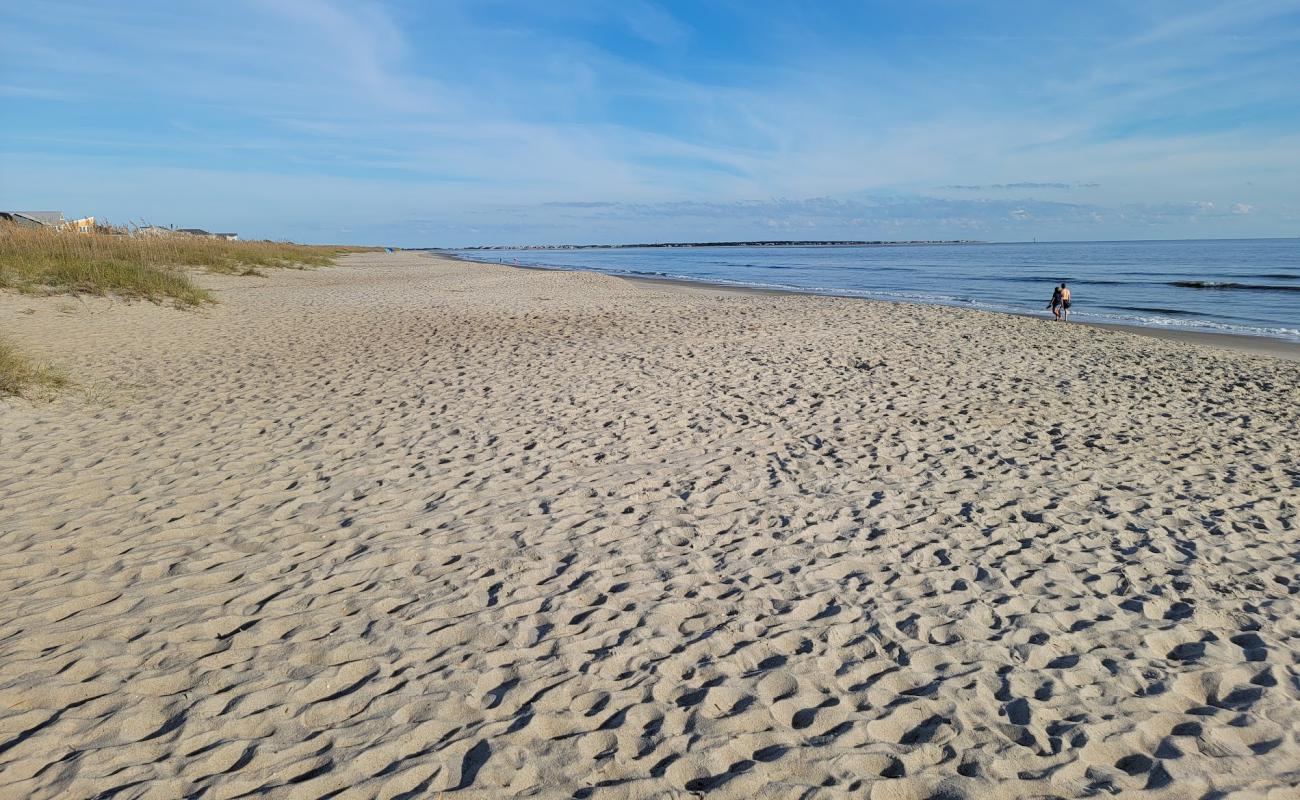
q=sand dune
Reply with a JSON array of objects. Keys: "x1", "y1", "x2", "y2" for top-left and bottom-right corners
[{"x1": 2, "y1": 252, "x2": 1298, "y2": 798}]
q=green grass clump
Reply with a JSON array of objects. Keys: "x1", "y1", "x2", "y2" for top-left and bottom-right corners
[
  {"x1": 0, "y1": 338, "x2": 67, "y2": 398},
  {"x1": 22, "y1": 257, "x2": 213, "y2": 306},
  {"x1": 0, "y1": 223, "x2": 376, "y2": 305}
]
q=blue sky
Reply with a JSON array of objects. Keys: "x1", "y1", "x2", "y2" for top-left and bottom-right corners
[{"x1": 3, "y1": 0, "x2": 1299, "y2": 245}]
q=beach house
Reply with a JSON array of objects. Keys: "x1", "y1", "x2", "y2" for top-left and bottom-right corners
[
  {"x1": 1, "y1": 212, "x2": 95, "y2": 233},
  {"x1": 0, "y1": 211, "x2": 66, "y2": 228},
  {"x1": 134, "y1": 225, "x2": 178, "y2": 236},
  {"x1": 178, "y1": 228, "x2": 239, "y2": 240}
]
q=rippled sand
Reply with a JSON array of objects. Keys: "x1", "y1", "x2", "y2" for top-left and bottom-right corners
[{"x1": 2, "y1": 252, "x2": 1298, "y2": 799}]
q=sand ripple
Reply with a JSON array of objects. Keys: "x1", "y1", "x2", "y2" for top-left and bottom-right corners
[{"x1": 2, "y1": 253, "x2": 1298, "y2": 798}]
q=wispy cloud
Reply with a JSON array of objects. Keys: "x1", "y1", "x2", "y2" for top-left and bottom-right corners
[
  {"x1": 942, "y1": 183, "x2": 1102, "y2": 190},
  {"x1": 617, "y1": 0, "x2": 691, "y2": 45},
  {"x1": 2, "y1": 0, "x2": 1297, "y2": 243},
  {"x1": 0, "y1": 84, "x2": 74, "y2": 100}
]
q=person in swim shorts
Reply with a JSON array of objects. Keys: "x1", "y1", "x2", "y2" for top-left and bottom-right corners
[{"x1": 1059, "y1": 283, "x2": 1071, "y2": 320}]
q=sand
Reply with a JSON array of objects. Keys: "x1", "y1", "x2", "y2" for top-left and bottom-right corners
[{"x1": 1, "y1": 251, "x2": 1298, "y2": 799}]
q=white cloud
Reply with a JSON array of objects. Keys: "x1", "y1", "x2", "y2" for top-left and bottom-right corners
[
  {"x1": 618, "y1": 0, "x2": 690, "y2": 45},
  {"x1": 4, "y1": 1, "x2": 1299, "y2": 243}
]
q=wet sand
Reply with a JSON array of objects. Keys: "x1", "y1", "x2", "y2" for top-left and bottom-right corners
[{"x1": 617, "y1": 272, "x2": 1300, "y2": 362}]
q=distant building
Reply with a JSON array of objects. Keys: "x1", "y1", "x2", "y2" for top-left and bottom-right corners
[
  {"x1": 135, "y1": 225, "x2": 177, "y2": 237},
  {"x1": 1, "y1": 212, "x2": 95, "y2": 233},
  {"x1": 0, "y1": 212, "x2": 43, "y2": 228},
  {"x1": 177, "y1": 228, "x2": 238, "y2": 241},
  {"x1": 66, "y1": 216, "x2": 95, "y2": 233},
  {"x1": 0, "y1": 211, "x2": 66, "y2": 228}
]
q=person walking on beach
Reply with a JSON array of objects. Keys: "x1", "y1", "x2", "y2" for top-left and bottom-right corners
[
  {"x1": 1047, "y1": 284, "x2": 1063, "y2": 320},
  {"x1": 1059, "y1": 282, "x2": 1072, "y2": 321}
]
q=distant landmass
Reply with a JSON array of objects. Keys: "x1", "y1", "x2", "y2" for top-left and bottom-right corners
[{"x1": 461, "y1": 240, "x2": 982, "y2": 250}]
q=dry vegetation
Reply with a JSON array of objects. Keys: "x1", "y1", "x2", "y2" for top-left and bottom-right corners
[
  {"x1": 0, "y1": 223, "x2": 376, "y2": 306},
  {"x1": 0, "y1": 223, "x2": 379, "y2": 397},
  {"x1": 0, "y1": 337, "x2": 67, "y2": 398}
]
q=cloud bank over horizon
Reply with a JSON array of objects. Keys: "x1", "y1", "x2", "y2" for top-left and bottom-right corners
[{"x1": 3, "y1": 0, "x2": 1299, "y2": 246}]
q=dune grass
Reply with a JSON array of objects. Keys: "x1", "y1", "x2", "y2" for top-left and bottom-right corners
[
  {"x1": 0, "y1": 338, "x2": 68, "y2": 398},
  {"x1": 0, "y1": 224, "x2": 376, "y2": 306}
]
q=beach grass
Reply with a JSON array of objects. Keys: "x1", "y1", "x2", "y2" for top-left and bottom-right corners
[
  {"x1": 0, "y1": 338, "x2": 68, "y2": 398},
  {"x1": 0, "y1": 224, "x2": 375, "y2": 306}
]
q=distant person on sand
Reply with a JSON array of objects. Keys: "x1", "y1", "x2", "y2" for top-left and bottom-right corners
[{"x1": 1047, "y1": 284, "x2": 1063, "y2": 320}]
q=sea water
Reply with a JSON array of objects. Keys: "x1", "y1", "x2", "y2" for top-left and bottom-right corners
[{"x1": 455, "y1": 239, "x2": 1300, "y2": 343}]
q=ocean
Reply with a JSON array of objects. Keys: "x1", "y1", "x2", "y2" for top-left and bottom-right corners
[{"x1": 455, "y1": 238, "x2": 1300, "y2": 343}]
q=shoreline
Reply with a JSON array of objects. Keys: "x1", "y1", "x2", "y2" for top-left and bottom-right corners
[{"x1": 450, "y1": 252, "x2": 1300, "y2": 361}]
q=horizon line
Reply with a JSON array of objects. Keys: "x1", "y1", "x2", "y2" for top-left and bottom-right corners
[{"x1": 432, "y1": 235, "x2": 1300, "y2": 250}]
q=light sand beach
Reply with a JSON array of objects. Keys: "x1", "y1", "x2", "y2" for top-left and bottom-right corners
[{"x1": 2, "y1": 251, "x2": 1298, "y2": 799}]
